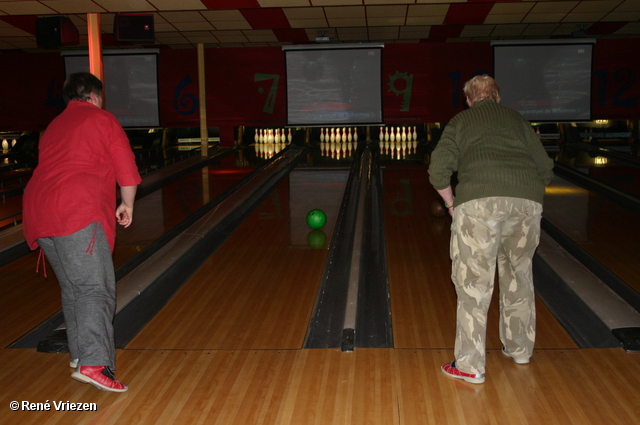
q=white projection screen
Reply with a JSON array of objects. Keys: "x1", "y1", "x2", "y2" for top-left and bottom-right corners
[
  {"x1": 284, "y1": 44, "x2": 384, "y2": 127},
  {"x1": 63, "y1": 49, "x2": 160, "y2": 128},
  {"x1": 493, "y1": 41, "x2": 594, "y2": 122}
]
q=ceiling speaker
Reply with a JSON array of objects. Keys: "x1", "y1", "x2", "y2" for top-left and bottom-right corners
[
  {"x1": 36, "y1": 16, "x2": 79, "y2": 48},
  {"x1": 114, "y1": 14, "x2": 155, "y2": 43}
]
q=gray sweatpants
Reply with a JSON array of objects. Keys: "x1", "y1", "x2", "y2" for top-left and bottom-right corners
[{"x1": 38, "y1": 222, "x2": 116, "y2": 369}]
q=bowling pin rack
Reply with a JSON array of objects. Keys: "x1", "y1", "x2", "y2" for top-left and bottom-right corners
[{"x1": 237, "y1": 123, "x2": 443, "y2": 162}]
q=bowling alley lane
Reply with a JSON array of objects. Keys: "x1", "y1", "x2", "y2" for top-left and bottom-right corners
[
  {"x1": 542, "y1": 175, "x2": 640, "y2": 295},
  {"x1": 126, "y1": 164, "x2": 350, "y2": 350},
  {"x1": 382, "y1": 164, "x2": 578, "y2": 350},
  {"x1": 554, "y1": 143, "x2": 640, "y2": 198},
  {"x1": 0, "y1": 151, "x2": 254, "y2": 349}
]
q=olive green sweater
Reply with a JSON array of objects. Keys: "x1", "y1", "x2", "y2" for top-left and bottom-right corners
[{"x1": 428, "y1": 100, "x2": 554, "y2": 206}]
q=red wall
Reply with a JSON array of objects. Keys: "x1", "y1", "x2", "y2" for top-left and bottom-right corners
[{"x1": 1, "y1": 39, "x2": 638, "y2": 145}]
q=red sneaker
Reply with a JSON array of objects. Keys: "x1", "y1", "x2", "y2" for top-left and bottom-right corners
[
  {"x1": 441, "y1": 361, "x2": 485, "y2": 384},
  {"x1": 71, "y1": 366, "x2": 128, "y2": 392}
]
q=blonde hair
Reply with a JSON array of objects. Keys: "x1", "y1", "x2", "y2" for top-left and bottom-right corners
[{"x1": 463, "y1": 74, "x2": 501, "y2": 106}]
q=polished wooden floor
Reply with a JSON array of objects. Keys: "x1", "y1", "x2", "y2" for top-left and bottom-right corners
[
  {"x1": 1, "y1": 348, "x2": 639, "y2": 425},
  {"x1": 1, "y1": 159, "x2": 639, "y2": 425}
]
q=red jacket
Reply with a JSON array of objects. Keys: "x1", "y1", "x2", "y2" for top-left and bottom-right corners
[{"x1": 23, "y1": 101, "x2": 141, "y2": 252}]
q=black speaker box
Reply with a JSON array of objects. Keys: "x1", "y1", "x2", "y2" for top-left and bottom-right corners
[
  {"x1": 114, "y1": 14, "x2": 155, "y2": 42},
  {"x1": 36, "y1": 16, "x2": 79, "y2": 48}
]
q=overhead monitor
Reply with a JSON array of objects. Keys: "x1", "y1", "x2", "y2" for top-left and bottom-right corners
[
  {"x1": 493, "y1": 40, "x2": 594, "y2": 122},
  {"x1": 283, "y1": 44, "x2": 384, "y2": 127},
  {"x1": 63, "y1": 49, "x2": 160, "y2": 128}
]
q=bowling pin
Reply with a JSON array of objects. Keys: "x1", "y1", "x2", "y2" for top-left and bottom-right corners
[
  {"x1": 341, "y1": 127, "x2": 346, "y2": 143},
  {"x1": 401, "y1": 126, "x2": 407, "y2": 142},
  {"x1": 287, "y1": 128, "x2": 293, "y2": 144},
  {"x1": 412, "y1": 126, "x2": 417, "y2": 141},
  {"x1": 254, "y1": 129, "x2": 259, "y2": 144},
  {"x1": 379, "y1": 127, "x2": 384, "y2": 141},
  {"x1": 390, "y1": 127, "x2": 395, "y2": 142},
  {"x1": 347, "y1": 127, "x2": 352, "y2": 143},
  {"x1": 353, "y1": 127, "x2": 358, "y2": 142},
  {"x1": 1, "y1": 139, "x2": 8, "y2": 150},
  {"x1": 384, "y1": 127, "x2": 389, "y2": 142}
]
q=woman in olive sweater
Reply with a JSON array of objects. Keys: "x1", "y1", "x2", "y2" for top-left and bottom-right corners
[{"x1": 428, "y1": 74, "x2": 554, "y2": 384}]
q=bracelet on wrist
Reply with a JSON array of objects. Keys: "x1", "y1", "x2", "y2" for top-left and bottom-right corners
[{"x1": 444, "y1": 202, "x2": 454, "y2": 209}]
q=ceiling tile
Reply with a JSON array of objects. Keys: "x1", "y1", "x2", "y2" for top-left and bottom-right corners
[
  {"x1": 324, "y1": 6, "x2": 365, "y2": 19},
  {"x1": 530, "y1": 1, "x2": 579, "y2": 14},
  {"x1": 45, "y1": 0, "x2": 107, "y2": 14},
  {"x1": 150, "y1": 0, "x2": 210, "y2": 11},
  {"x1": 407, "y1": 4, "x2": 449, "y2": 17},
  {"x1": 521, "y1": 23, "x2": 560, "y2": 36},
  {"x1": 369, "y1": 17, "x2": 406, "y2": 26},
  {"x1": 365, "y1": 0, "x2": 413, "y2": 4},
  {"x1": 367, "y1": 5, "x2": 408, "y2": 18},
  {"x1": 284, "y1": 7, "x2": 326, "y2": 19},
  {"x1": 416, "y1": 0, "x2": 464, "y2": 4},
  {"x1": 209, "y1": 20, "x2": 252, "y2": 30},
  {"x1": 603, "y1": 11, "x2": 640, "y2": 21},
  {"x1": 311, "y1": 0, "x2": 362, "y2": 5},
  {"x1": 572, "y1": 0, "x2": 622, "y2": 13},
  {"x1": 241, "y1": 8, "x2": 291, "y2": 29},
  {"x1": 613, "y1": 0, "x2": 640, "y2": 12},
  {"x1": 201, "y1": 10, "x2": 247, "y2": 21},
  {"x1": 202, "y1": 0, "x2": 260, "y2": 8},
  {"x1": 173, "y1": 21, "x2": 215, "y2": 31},
  {"x1": 406, "y1": 17, "x2": 445, "y2": 26},
  {"x1": 490, "y1": 2, "x2": 535, "y2": 15},
  {"x1": 491, "y1": 24, "x2": 527, "y2": 37},
  {"x1": 160, "y1": 11, "x2": 209, "y2": 23},
  {"x1": 615, "y1": 21, "x2": 640, "y2": 34},
  {"x1": 523, "y1": 13, "x2": 570, "y2": 24},
  {"x1": 460, "y1": 25, "x2": 494, "y2": 37},
  {"x1": 245, "y1": 30, "x2": 279, "y2": 42},
  {"x1": 328, "y1": 17, "x2": 367, "y2": 27},
  {"x1": 484, "y1": 14, "x2": 526, "y2": 25},
  {"x1": 214, "y1": 32, "x2": 250, "y2": 43},
  {"x1": 0, "y1": 1, "x2": 57, "y2": 15},
  {"x1": 444, "y1": 3, "x2": 493, "y2": 25},
  {"x1": 288, "y1": 19, "x2": 329, "y2": 28},
  {"x1": 258, "y1": 0, "x2": 309, "y2": 6},
  {"x1": 562, "y1": 12, "x2": 608, "y2": 23},
  {"x1": 93, "y1": 0, "x2": 154, "y2": 12}
]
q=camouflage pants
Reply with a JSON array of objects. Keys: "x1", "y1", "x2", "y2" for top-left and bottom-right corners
[{"x1": 450, "y1": 197, "x2": 542, "y2": 375}]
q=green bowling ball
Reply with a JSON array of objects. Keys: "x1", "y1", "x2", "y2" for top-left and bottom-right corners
[
  {"x1": 307, "y1": 229, "x2": 327, "y2": 249},
  {"x1": 306, "y1": 209, "x2": 327, "y2": 230}
]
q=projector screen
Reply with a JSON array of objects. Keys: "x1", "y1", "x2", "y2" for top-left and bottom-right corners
[
  {"x1": 63, "y1": 50, "x2": 160, "y2": 128},
  {"x1": 284, "y1": 44, "x2": 384, "y2": 126},
  {"x1": 493, "y1": 41, "x2": 594, "y2": 122}
]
